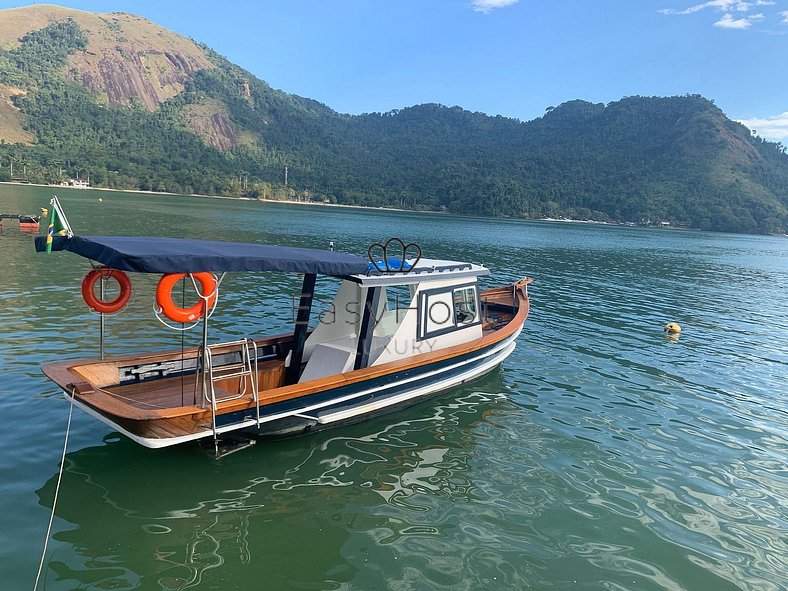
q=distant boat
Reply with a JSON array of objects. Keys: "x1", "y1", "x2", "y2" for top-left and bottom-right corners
[
  {"x1": 19, "y1": 214, "x2": 40, "y2": 229},
  {"x1": 35, "y1": 235, "x2": 531, "y2": 451},
  {"x1": 0, "y1": 213, "x2": 40, "y2": 231}
]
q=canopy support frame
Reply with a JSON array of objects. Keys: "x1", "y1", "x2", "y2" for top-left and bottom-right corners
[
  {"x1": 287, "y1": 273, "x2": 317, "y2": 384},
  {"x1": 355, "y1": 287, "x2": 381, "y2": 370}
]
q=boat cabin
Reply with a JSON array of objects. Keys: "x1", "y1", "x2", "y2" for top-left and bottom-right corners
[{"x1": 300, "y1": 259, "x2": 489, "y2": 382}]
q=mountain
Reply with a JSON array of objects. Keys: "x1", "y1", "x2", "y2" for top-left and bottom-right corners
[{"x1": 1, "y1": 5, "x2": 787, "y2": 234}]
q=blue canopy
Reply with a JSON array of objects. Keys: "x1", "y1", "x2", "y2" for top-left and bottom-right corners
[{"x1": 35, "y1": 235, "x2": 370, "y2": 276}]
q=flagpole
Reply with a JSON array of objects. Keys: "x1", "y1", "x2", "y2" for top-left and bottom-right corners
[{"x1": 51, "y1": 195, "x2": 74, "y2": 237}]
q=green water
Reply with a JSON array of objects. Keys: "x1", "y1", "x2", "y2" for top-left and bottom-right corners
[{"x1": 1, "y1": 184, "x2": 786, "y2": 591}]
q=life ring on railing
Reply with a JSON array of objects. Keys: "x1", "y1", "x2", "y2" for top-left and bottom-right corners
[
  {"x1": 155, "y1": 272, "x2": 217, "y2": 323},
  {"x1": 81, "y1": 267, "x2": 132, "y2": 314}
]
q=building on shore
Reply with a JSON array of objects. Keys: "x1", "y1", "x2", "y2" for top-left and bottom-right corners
[{"x1": 62, "y1": 178, "x2": 90, "y2": 188}]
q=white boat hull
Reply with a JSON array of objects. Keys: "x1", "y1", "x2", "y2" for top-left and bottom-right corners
[{"x1": 65, "y1": 328, "x2": 521, "y2": 448}]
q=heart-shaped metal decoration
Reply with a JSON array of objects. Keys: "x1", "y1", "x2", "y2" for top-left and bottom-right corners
[
  {"x1": 366, "y1": 238, "x2": 423, "y2": 274},
  {"x1": 401, "y1": 241, "x2": 421, "y2": 272},
  {"x1": 367, "y1": 242, "x2": 388, "y2": 273}
]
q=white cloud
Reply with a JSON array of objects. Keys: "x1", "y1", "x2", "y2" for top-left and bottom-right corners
[
  {"x1": 471, "y1": 0, "x2": 519, "y2": 14},
  {"x1": 781, "y1": 9, "x2": 788, "y2": 22},
  {"x1": 659, "y1": 0, "x2": 777, "y2": 28},
  {"x1": 660, "y1": 1, "x2": 773, "y2": 15},
  {"x1": 714, "y1": 11, "x2": 764, "y2": 26},
  {"x1": 737, "y1": 112, "x2": 788, "y2": 140}
]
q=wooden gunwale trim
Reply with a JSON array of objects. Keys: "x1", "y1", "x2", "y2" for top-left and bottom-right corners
[{"x1": 43, "y1": 280, "x2": 531, "y2": 423}]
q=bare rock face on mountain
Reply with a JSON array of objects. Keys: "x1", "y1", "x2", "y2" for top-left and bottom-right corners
[
  {"x1": 0, "y1": 5, "x2": 213, "y2": 110},
  {"x1": 0, "y1": 4, "x2": 233, "y2": 149},
  {"x1": 0, "y1": 84, "x2": 33, "y2": 144},
  {"x1": 76, "y1": 43, "x2": 207, "y2": 111},
  {"x1": 180, "y1": 98, "x2": 238, "y2": 151}
]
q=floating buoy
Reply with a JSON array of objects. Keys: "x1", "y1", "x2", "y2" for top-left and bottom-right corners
[
  {"x1": 40, "y1": 207, "x2": 48, "y2": 215},
  {"x1": 98, "y1": 197, "x2": 103, "y2": 203},
  {"x1": 664, "y1": 322, "x2": 682, "y2": 334}
]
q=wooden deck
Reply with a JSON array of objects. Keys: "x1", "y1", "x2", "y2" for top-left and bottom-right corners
[
  {"x1": 102, "y1": 359, "x2": 286, "y2": 412},
  {"x1": 105, "y1": 373, "x2": 210, "y2": 410},
  {"x1": 481, "y1": 285, "x2": 517, "y2": 333}
]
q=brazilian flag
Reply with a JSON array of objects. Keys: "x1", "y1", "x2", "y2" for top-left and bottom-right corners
[{"x1": 45, "y1": 202, "x2": 68, "y2": 253}]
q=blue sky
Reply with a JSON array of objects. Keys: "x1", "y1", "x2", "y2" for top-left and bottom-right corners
[{"x1": 1, "y1": 1, "x2": 787, "y2": 139}]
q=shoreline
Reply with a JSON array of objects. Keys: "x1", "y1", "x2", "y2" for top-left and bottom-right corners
[
  {"x1": 255, "y1": 197, "x2": 441, "y2": 215},
  {"x1": 0, "y1": 180, "x2": 240, "y2": 200},
  {"x1": 3, "y1": 181, "x2": 781, "y2": 236},
  {"x1": 0, "y1": 181, "x2": 434, "y2": 214}
]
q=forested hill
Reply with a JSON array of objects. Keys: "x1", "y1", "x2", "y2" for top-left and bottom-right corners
[{"x1": 1, "y1": 5, "x2": 787, "y2": 234}]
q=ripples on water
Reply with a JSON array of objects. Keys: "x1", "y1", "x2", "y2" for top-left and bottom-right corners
[{"x1": 1, "y1": 186, "x2": 786, "y2": 590}]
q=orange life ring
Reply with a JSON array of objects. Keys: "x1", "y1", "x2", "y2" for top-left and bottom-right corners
[
  {"x1": 81, "y1": 267, "x2": 132, "y2": 314},
  {"x1": 156, "y1": 272, "x2": 217, "y2": 323}
]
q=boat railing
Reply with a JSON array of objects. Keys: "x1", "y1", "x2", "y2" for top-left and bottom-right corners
[{"x1": 198, "y1": 339, "x2": 260, "y2": 441}]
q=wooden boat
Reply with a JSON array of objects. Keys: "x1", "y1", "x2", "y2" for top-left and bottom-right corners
[{"x1": 36, "y1": 235, "x2": 531, "y2": 450}]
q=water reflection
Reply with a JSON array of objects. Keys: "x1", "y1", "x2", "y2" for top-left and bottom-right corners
[{"x1": 36, "y1": 381, "x2": 509, "y2": 590}]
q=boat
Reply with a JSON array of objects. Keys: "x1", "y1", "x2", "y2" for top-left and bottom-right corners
[
  {"x1": 0, "y1": 213, "x2": 40, "y2": 231},
  {"x1": 19, "y1": 214, "x2": 41, "y2": 231},
  {"x1": 35, "y1": 235, "x2": 531, "y2": 451}
]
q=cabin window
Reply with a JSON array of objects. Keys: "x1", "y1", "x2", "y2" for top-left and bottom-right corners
[
  {"x1": 386, "y1": 284, "x2": 413, "y2": 322},
  {"x1": 372, "y1": 285, "x2": 412, "y2": 339},
  {"x1": 417, "y1": 282, "x2": 481, "y2": 340},
  {"x1": 422, "y1": 291, "x2": 453, "y2": 336},
  {"x1": 453, "y1": 287, "x2": 477, "y2": 324}
]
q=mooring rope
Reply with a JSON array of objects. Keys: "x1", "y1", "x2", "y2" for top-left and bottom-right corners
[{"x1": 33, "y1": 394, "x2": 74, "y2": 591}]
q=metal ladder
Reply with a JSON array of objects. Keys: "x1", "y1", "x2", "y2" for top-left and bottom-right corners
[{"x1": 198, "y1": 339, "x2": 259, "y2": 450}]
